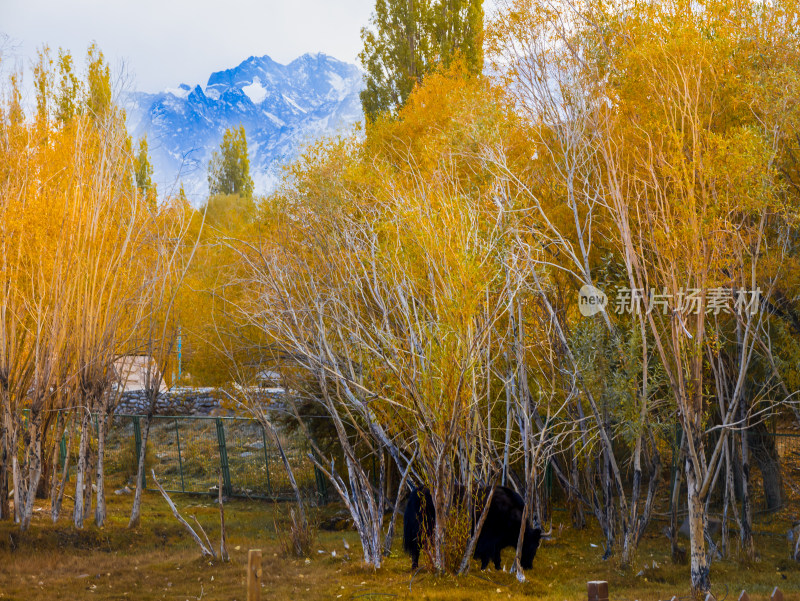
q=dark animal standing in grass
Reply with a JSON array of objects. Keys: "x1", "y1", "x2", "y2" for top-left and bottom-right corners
[{"x1": 403, "y1": 485, "x2": 542, "y2": 571}]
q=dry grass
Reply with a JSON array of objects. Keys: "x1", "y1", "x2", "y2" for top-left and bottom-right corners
[
  {"x1": 0, "y1": 486, "x2": 798, "y2": 601},
  {"x1": 274, "y1": 507, "x2": 318, "y2": 558}
]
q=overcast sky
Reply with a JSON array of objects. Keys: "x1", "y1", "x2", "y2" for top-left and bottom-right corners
[{"x1": 0, "y1": 0, "x2": 375, "y2": 92}]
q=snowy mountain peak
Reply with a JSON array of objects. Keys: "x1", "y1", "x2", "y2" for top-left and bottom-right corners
[
  {"x1": 164, "y1": 83, "x2": 192, "y2": 98},
  {"x1": 125, "y1": 53, "x2": 364, "y2": 205}
]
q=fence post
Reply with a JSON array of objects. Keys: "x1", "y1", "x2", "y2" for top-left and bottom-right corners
[
  {"x1": 669, "y1": 422, "x2": 681, "y2": 513},
  {"x1": 260, "y1": 426, "x2": 272, "y2": 496},
  {"x1": 305, "y1": 438, "x2": 328, "y2": 505},
  {"x1": 216, "y1": 418, "x2": 233, "y2": 497},
  {"x1": 771, "y1": 587, "x2": 784, "y2": 601},
  {"x1": 587, "y1": 581, "x2": 608, "y2": 601},
  {"x1": 133, "y1": 416, "x2": 145, "y2": 488},
  {"x1": 174, "y1": 419, "x2": 185, "y2": 493},
  {"x1": 59, "y1": 412, "x2": 68, "y2": 481},
  {"x1": 60, "y1": 431, "x2": 68, "y2": 477},
  {"x1": 247, "y1": 549, "x2": 262, "y2": 601},
  {"x1": 314, "y1": 464, "x2": 328, "y2": 505}
]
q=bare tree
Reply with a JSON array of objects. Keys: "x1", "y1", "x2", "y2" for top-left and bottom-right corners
[{"x1": 128, "y1": 199, "x2": 204, "y2": 528}]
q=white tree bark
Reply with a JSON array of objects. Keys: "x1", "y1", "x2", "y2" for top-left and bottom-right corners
[{"x1": 73, "y1": 409, "x2": 91, "y2": 528}]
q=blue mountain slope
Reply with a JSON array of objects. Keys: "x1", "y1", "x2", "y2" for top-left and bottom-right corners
[{"x1": 125, "y1": 53, "x2": 363, "y2": 206}]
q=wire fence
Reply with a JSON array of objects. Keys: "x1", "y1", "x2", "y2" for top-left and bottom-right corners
[
  {"x1": 55, "y1": 410, "x2": 800, "y2": 513},
  {"x1": 759, "y1": 431, "x2": 800, "y2": 512},
  {"x1": 65, "y1": 414, "x2": 330, "y2": 504}
]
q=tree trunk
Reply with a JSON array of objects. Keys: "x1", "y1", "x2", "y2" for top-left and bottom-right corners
[
  {"x1": 738, "y1": 413, "x2": 755, "y2": 559},
  {"x1": 686, "y1": 454, "x2": 710, "y2": 598},
  {"x1": 748, "y1": 421, "x2": 782, "y2": 512},
  {"x1": 755, "y1": 452, "x2": 782, "y2": 512},
  {"x1": 577, "y1": 403, "x2": 614, "y2": 554},
  {"x1": 513, "y1": 477, "x2": 533, "y2": 581},
  {"x1": 128, "y1": 413, "x2": 151, "y2": 528},
  {"x1": 48, "y1": 416, "x2": 63, "y2": 517},
  {"x1": 10, "y1": 422, "x2": 20, "y2": 524},
  {"x1": 459, "y1": 485, "x2": 496, "y2": 575},
  {"x1": 0, "y1": 402, "x2": 9, "y2": 521},
  {"x1": 383, "y1": 452, "x2": 415, "y2": 556},
  {"x1": 95, "y1": 410, "x2": 107, "y2": 527},
  {"x1": 73, "y1": 409, "x2": 91, "y2": 528},
  {"x1": 431, "y1": 457, "x2": 450, "y2": 573},
  {"x1": 637, "y1": 448, "x2": 661, "y2": 548},
  {"x1": 670, "y1": 433, "x2": 685, "y2": 563},
  {"x1": 36, "y1": 411, "x2": 55, "y2": 499},
  {"x1": 502, "y1": 365, "x2": 514, "y2": 485},
  {"x1": 721, "y1": 440, "x2": 731, "y2": 557},
  {"x1": 312, "y1": 449, "x2": 384, "y2": 567},
  {"x1": 51, "y1": 412, "x2": 75, "y2": 523},
  {"x1": 263, "y1": 417, "x2": 306, "y2": 527},
  {"x1": 569, "y1": 446, "x2": 585, "y2": 529},
  {"x1": 19, "y1": 415, "x2": 43, "y2": 532},
  {"x1": 620, "y1": 436, "x2": 643, "y2": 568},
  {"x1": 291, "y1": 383, "x2": 384, "y2": 569},
  {"x1": 621, "y1": 438, "x2": 660, "y2": 567},
  {"x1": 600, "y1": 449, "x2": 614, "y2": 560},
  {"x1": 83, "y1": 442, "x2": 95, "y2": 522}
]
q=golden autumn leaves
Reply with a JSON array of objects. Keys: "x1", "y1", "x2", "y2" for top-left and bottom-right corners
[
  {"x1": 0, "y1": 45, "x2": 195, "y2": 530},
  {"x1": 1, "y1": 0, "x2": 799, "y2": 594}
]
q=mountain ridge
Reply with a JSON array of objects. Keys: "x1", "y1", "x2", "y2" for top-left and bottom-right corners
[{"x1": 125, "y1": 52, "x2": 364, "y2": 206}]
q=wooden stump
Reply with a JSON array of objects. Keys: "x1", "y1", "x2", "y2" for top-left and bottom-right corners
[
  {"x1": 587, "y1": 581, "x2": 609, "y2": 601},
  {"x1": 247, "y1": 548, "x2": 262, "y2": 601}
]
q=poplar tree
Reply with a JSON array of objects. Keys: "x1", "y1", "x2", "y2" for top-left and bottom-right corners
[
  {"x1": 134, "y1": 136, "x2": 157, "y2": 209},
  {"x1": 358, "y1": 0, "x2": 483, "y2": 122},
  {"x1": 207, "y1": 125, "x2": 254, "y2": 199},
  {"x1": 55, "y1": 50, "x2": 79, "y2": 125},
  {"x1": 85, "y1": 43, "x2": 111, "y2": 119}
]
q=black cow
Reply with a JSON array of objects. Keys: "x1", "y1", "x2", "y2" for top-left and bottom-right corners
[{"x1": 403, "y1": 485, "x2": 542, "y2": 570}]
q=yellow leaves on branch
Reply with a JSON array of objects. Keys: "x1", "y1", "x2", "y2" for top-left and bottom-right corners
[
  {"x1": 250, "y1": 0, "x2": 800, "y2": 466},
  {"x1": 0, "y1": 46, "x2": 182, "y2": 410},
  {"x1": 252, "y1": 66, "x2": 532, "y2": 450}
]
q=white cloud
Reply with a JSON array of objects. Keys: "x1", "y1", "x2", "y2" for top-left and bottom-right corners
[{"x1": 0, "y1": 0, "x2": 373, "y2": 92}]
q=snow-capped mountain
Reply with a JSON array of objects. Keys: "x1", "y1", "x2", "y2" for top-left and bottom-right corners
[{"x1": 125, "y1": 53, "x2": 363, "y2": 205}]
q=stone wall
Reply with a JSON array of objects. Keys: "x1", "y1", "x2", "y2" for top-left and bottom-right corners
[{"x1": 115, "y1": 387, "x2": 224, "y2": 416}]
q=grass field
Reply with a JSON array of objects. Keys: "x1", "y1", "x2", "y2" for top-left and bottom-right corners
[{"x1": 0, "y1": 485, "x2": 798, "y2": 601}]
